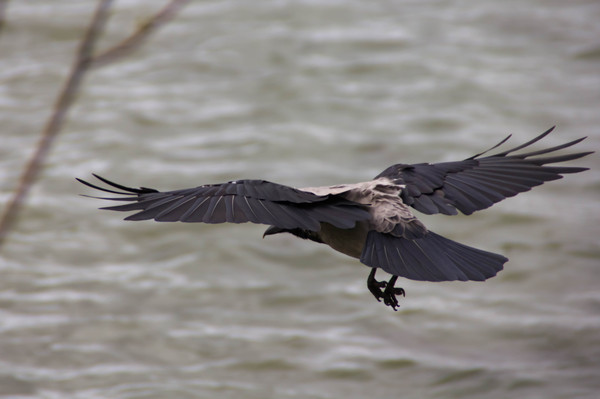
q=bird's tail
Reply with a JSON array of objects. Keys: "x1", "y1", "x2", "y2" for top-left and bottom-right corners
[{"x1": 360, "y1": 230, "x2": 507, "y2": 282}]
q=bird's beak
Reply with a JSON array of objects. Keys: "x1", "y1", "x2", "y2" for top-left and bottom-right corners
[{"x1": 263, "y1": 226, "x2": 285, "y2": 238}]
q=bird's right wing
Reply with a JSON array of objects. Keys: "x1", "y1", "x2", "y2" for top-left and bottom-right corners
[
  {"x1": 375, "y1": 127, "x2": 592, "y2": 216},
  {"x1": 77, "y1": 175, "x2": 371, "y2": 231}
]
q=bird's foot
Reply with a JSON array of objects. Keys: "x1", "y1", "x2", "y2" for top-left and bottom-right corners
[
  {"x1": 381, "y1": 276, "x2": 405, "y2": 311},
  {"x1": 367, "y1": 268, "x2": 388, "y2": 302},
  {"x1": 367, "y1": 269, "x2": 405, "y2": 311}
]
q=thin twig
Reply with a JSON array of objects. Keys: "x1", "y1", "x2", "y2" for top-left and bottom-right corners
[
  {"x1": 0, "y1": 0, "x2": 114, "y2": 246},
  {"x1": 0, "y1": 0, "x2": 9, "y2": 35},
  {"x1": 91, "y1": 0, "x2": 189, "y2": 68},
  {"x1": 0, "y1": 0, "x2": 189, "y2": 248}
]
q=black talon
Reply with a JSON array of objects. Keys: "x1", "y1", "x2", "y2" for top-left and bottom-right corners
[
  {"x1": 367, "y1": 269, "x2": 405, "y2": 310},
  {"x1": 381, "y1": 276, "x2": 405, "y2": 311},
  {"x1": 367, "y1": 268, "x2": 387, "y2": 302}
]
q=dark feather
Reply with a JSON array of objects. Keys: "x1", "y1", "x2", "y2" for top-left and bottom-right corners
[
  {"x1": 376, "y1": 128, "x2": 592, "y2": 215},
  {"x1": 360, "y1": 231, "x2": 507, "y2": 282},
  {"x1": 77, "y1": 176, "x2": 371, "y2": 231}
]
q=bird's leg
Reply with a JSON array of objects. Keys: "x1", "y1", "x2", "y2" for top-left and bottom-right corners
[
  {"x1": 381, "y1": 275, "x2": 406, "y2": 311},
  {"x1": 367, "y1": 268, "x2": 387, "y2": 302}
]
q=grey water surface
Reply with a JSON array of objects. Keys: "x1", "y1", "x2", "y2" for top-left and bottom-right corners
[{"x1": 1, "y1": 1, "x2": 599, "y2": 398}]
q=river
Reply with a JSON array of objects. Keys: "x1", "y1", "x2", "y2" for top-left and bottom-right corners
[{"x1": 1, "y1": 1, "x2": 599, "y2": 398}]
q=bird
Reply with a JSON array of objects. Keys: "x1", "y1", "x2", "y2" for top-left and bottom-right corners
[{"x1": 77, "y1": 127, "x2": 591, "y2": 310}]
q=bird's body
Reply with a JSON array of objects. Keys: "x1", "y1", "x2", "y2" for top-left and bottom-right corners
[
  {"x1": 274, "y1": 177, "x2": 424, "y2": 259},
  {"x1": 317, "y1": 220, "x2": 370, "y2": 259},
  {"x1": 78, "y1": 127, "x2": 592, "y2": 310}
]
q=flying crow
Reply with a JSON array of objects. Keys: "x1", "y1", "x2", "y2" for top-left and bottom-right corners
[{"x1": 78, "y1": 127, "x2": 591, "y2": 310}]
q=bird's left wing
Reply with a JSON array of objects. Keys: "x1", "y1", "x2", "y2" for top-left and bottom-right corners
[{"x1": 77, "y1": 174, "x2": 371, "y2": 231}]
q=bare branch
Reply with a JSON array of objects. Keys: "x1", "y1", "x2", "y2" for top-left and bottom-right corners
[
  {"x1": 0, "y1": 0, "x2": 114, "y2": 247},
  {"x1": 0, "y1": 0, "x2": 189, "y2": 248},
  {"x1": 91, "y1": 0, "x2": 190, "y2": 68},
  {"x1": 0, "y1": 0, "x2": 9, "y2": 35}
]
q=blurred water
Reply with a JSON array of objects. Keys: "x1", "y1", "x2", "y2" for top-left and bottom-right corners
[{"x1": 1, "y1": 1, "x2": 599, "y2": 398}]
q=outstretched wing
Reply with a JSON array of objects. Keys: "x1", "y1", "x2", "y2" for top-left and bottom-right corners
[
  {"x1": 77, "y1": 175, "x2": 371, "y2": 231},
  {"x1": 375, "y1": 127, "x2": 592, "y2": 215}
]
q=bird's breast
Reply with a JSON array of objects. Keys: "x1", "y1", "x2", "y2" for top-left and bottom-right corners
[{"x1": 318, "y1": 221, "x2": 370, "y2": 259}]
